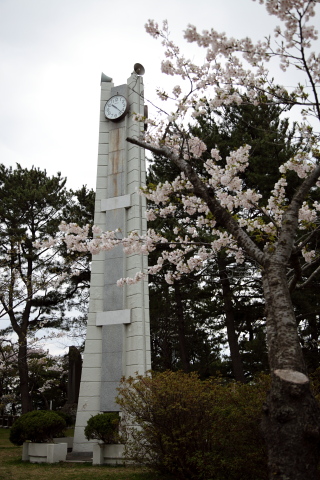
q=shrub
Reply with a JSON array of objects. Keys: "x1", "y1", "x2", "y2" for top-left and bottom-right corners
[
  {"x1": 117, "y1": 371, "x2": 269, "y2": 480},
  {"x1": 84, "y1": 412, "x2": 120, "y2": 444},
  {"x1": 55, "y1": 410, "x2": 74, "y2": 427},
  {"x1": 9, "y1": 410, "x2": 67, "y2": 445}
]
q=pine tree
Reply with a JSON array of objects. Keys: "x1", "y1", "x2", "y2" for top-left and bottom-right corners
[{"x1": 0, "y1": 164, "x2": 92, "y2": 412}]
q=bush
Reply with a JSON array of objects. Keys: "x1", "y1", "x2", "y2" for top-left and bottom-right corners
[
  {"x1": 117, "y1": 371, "x2": 269, "y2": 480},
  {"x1": 55, "y1": 410, "x2": 74, "y2": 428},
  {"x1": 84, "y1": 412, "x2": 120, "y2": 444},
  {"x1": 9, "y1": 410, "x2": 67, "y2": 445}
]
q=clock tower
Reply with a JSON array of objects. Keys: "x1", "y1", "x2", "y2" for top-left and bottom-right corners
[{"x1": 72, "y1": 67, "x2": 151, "y2": 453}]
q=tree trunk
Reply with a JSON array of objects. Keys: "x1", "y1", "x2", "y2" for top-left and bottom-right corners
[
  {"x1": 217, "y1": 254, "x2": 246, "y2": 382},
  {"x1": 17, "y1": 336, "x2": 32, "y2": 414},
  {"x1": 262, "y1": 260, "x2": 320, "y2": 480},
  {"x1": 174, "y1": 282, "x2": 190, "y2": 372}
]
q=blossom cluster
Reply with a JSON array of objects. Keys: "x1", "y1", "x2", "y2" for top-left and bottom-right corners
[{"x1": 36, "y1": 1, "x2": 320, "y2": 288}]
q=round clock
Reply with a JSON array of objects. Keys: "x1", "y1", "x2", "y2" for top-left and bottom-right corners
[{"x1": 104, "y1": 94, "x2": 129, "y2": 121}]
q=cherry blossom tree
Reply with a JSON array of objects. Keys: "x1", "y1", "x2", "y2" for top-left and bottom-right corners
[
  {"x1": 47, "y1": 1, "x2": 320, "y2": 478},
  {"x1": 130, "y1": 3, "x2": 320, "y2": 478}
]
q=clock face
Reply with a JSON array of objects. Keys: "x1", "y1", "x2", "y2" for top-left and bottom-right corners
[{"x1": 104, "y1": 95, "x2": 128, "y2": 121}]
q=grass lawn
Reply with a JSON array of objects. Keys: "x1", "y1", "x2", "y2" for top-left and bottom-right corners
[{"x1": 0, "y1": 428, "x2": 171, "y2": 480}]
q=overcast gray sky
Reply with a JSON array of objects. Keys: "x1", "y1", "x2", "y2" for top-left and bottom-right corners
[{"x1": 0, "y1": 0, "x2": 284, "y2": 191}]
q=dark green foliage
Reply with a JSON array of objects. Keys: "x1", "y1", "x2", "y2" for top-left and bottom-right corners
[
  {"x1": 146, "y1": 100, "x2": 318, "y2": 380},
  {"x1": 55, "y1": 410, "x2": 74, "y2": 427},
  {"x1": 117, "y1": 371, "x2": 269, "y2": 480},
  {"x1": 0, "y1": 164, "x2": 95, "y2": 412},
  {"x1": 9, "y1": 410, "x2": 67, "y2": 445},
  {"x1": 84, "y1": 412, "x2": 120, "y2": 444}
]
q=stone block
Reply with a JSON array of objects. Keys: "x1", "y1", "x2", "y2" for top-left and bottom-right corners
[
  {"x1": 98, "y1": 143, "x2": 109, "y2": 155},
  {"x1": 93, "y1": 211, "x2": 107, "y2": 226},
  {"x1": 90, "y1": 260, "x2": 105, "y2": 275},
  {"x1": 97, "y1": 154, "x2": 108, "y2": 165},
  {"x1": 127, "y1": 204, "x2": 142, "y2": 219},
  {"x1": 50, "y1": 443, "x2": 68, "y2": 461},
  {"x1": 107, "y1": 150, "x2": 125, "y2": 175},
  {"x1": 127, "y1": 161, "x2": 141, "y2": 176},
  {"x1": 25, "y1": 442, "x2": 68, "y2": 464},
  {"x1": 126, "y1": 281, "x2": 143, "y2": 296},
  {"x1": 100, "y1": 381, "x2": 120, "y2": 411},
  {"x1": 126, "y1": 349, "x2": 146, "y2": 366},
  {"x1": 126, "y1": 321, "x2": 143, "y2": 337},
  {"x1": 127, "y1": 169, "x2": 140, "y2": 185},
  {"x1": 77, "y1": 394, "x2": 101, "y2": 412},
  {"x1": 78, "y1": 381, "x2": 101, "y2": 397},
  {"x1": 99, "y1": 132, "x2": 109, "y2": 144},
  {"x1": 105, "y1": 209, "x2": 125, "y2": 231},
  {"x1": 91, "y1": 250, "x2": 105, "y2": 262},
  {"x1": 144, "y1": 322, "x2": 151, "y2": 337},
  {"x1": 126, "y1": 335, "x2": 144, "y2": 351},
  {"x1": 96, "y1": 188, "x2": 108, "y2": 200},
  {"x1": 84, "y1": 339, "x2": 102, "y2": 354},
  {"x1": 81, "y1": 353, "x2": 102, "y2": 368},
  {"x1": 104, "y1": 283, "x2": 123, "y2": 311},
  {"x1": 107, "y1": 172, "x2": 125, "y2": 198},
  {"x1": 102, "y1": 324, "x2": 123, "y2": 353},
  {"x1": 126, "y1": 254, "x2": 143, "y2": 271},
  {"x1": 97, "y1": 165, "x2": 108, "y2": 179},
  {"x1": 93, "y1": 444, "x2": 125, "y2": 466},
  {"x1": 101, "y1": 194, "x2": 131, "y2": 211},
  {"x1": 22, "y1": 442, "x2": 29, "y2": 461},
  {"x1": 127, "y1": 295, "x2": 145, "y2": 309},
  {"x1": 109, "y1": 128, "x2": 125, "y2": 152},
  {"x1": 101, "y1": 358, "x2": 122, "y2": 382},
  {"x1": 103, "y1": 244, "x2": 123, "y2": 260},
  {"x1": 86, "y1": 313, "x2": 100, "y2": 326},
  {"x1": 96, "y1": 176, "x2": 108, "y2": 189},
  {"x1": 80, "y1": 367, "x2": 101, "y2": 383},
  {"x1": 90, "y1": 273, "x2": 105, "y2": 288},
  {"x1": 127, "y1": 217, "x2": 142, "y2": 232},
  {"x1": 74, "y1": 411, "x2": 100, "y2": 429},
  {"x1": 99, "y1": 121, "x2": 109, "y2": 133},
  {"x1": 85, "y1": 325, "x2": 102, "y2": 341},
  {"x1": 97, "y1": 310, "x2": 131, "y2": 326},
  {"x1": 101, "y1": 82, "x2": 113, "y2": 92},
  {"x1": 100, "y1": 110, "x2": 108, "y2": 121},
  {"x1": 88, "y1": 297, "x2": 104, "y2": 313},
  {"x1": 104, "y1": 257, "x2": 124, "y2": 285}
]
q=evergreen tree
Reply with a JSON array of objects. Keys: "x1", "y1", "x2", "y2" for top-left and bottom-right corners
[
  {"x1": 0, "y1": 164, "x2": 92, "y2": 412},
  {"x1": 147, "y1": 101, "x2": 300, "y2": 380}
]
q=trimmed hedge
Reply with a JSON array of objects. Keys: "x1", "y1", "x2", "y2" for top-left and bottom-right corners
[
  {"x1": 9, "y1": 410, "x2": 67, "y2": 445},
  {"x1": 84, "y1": 412, "x2": 120, "y2": 444}
]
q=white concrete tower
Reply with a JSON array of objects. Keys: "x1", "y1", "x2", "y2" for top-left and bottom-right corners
[{"x1": 73, "y1": 68, "x2": 151, "y2": 453}]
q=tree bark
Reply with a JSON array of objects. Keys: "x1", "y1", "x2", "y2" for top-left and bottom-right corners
[
  {"x1": 17, "y1": 335, "x2": 32, "y2": 414},
  {"x1": 174, "y1": 282, "x2": 190, "y2": 372},
  {"x1": 217, "y1": 254, "x2": 246, "y2": 382},
  {"x1": 262, "y1": 260, "x2": 320, "y2": 480}
]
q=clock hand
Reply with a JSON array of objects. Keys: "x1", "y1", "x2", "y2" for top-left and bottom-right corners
[{"x1": 111, "y1": 104, "x2": 121, "y2": 113}]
